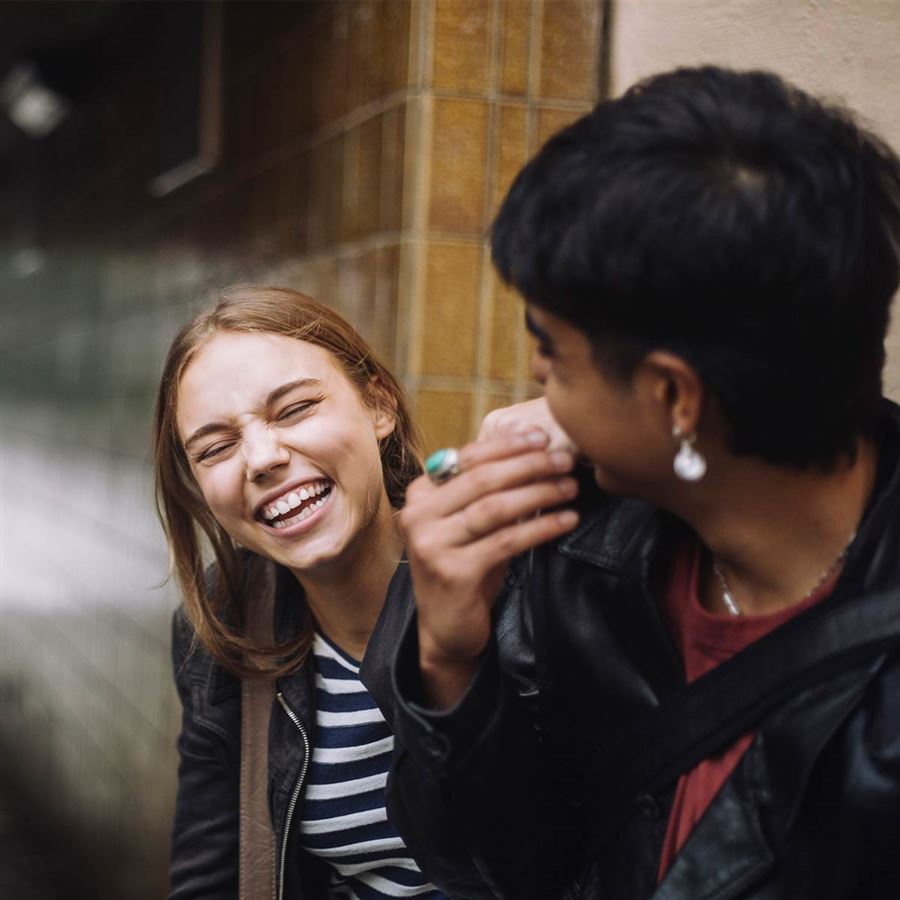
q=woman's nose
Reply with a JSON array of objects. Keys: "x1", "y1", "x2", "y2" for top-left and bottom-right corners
[{"x1": 243, "y1": 428, "x2": 290, "y2": 482}]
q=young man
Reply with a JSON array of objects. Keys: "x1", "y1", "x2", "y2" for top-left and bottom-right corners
[{"x1": 387, "y1": 67, "x2": 900, "y2": 898}]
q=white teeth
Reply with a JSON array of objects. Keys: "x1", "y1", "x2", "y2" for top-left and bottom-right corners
[
  {"x1": 262, "y1": 481, "x2": 332, "y2": 527},
  {"x1": 272, "y1": 502, "x2": 318, "y2": 529}
]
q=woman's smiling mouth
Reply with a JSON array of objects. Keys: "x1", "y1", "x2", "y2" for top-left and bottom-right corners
[{"x1": 258, "y1": 480, "x2": 334, "y2": 530}]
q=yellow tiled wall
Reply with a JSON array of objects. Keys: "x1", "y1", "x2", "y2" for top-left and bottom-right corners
[{"x1": 401, "y1": 0, "x2": 603, "y2": 451}]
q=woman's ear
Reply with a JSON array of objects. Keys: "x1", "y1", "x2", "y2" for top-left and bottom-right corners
[{"x1": 366, "y1": 376, "x2": 397, "y2": 440}]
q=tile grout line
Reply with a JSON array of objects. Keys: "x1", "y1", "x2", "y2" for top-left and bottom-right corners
[
  {"x1": 514, "y1": 0, "x2": 545, "y2": 402},
  {"x1": 399, "y1": 0, "x2": 436, "y2": 410},
  {"x1": 471, "y1": 0, "x2": 507, "y2": 434}
]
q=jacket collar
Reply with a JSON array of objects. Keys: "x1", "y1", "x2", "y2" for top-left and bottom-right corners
[
  {"x1": 557, "y1": 491, "x2": 685, "y2": 591},
  {"x1": 839, "y1": 399, "x2": 900, "y2": 595},
  {"x1": 271, "y1": 566, "x2": 316, "y2": 729},
  {"x1": 358, "y1": 560, "x2": 415, "y2": 721},
  {"x1": 653, "y1": 763, "x2": 774, "y2": 900}
]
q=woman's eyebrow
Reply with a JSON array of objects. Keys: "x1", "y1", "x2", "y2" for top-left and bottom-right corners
[
  {"x1": 184, "y1": 379, "x2": 323, "y2": 451},
  {"x1": 184, "y1": 421, "x2": 232, "y2": 453}
]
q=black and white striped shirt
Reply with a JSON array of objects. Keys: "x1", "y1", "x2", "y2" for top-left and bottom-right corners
[{"x1": 298, "y1": 633, "x2": 446, "y2": 899}]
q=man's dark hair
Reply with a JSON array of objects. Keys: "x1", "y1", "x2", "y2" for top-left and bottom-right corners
[{"x1": 492, "y1": 66, "x2": 900, "y2": 468}]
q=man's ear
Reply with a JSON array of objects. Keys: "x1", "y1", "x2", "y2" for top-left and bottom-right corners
[
  {"x1": 641, "y1": 350, "x2": 705, "y2": 436},
  {"x1": 366, "y1": 376, "x2": 397, "y2": 440}
]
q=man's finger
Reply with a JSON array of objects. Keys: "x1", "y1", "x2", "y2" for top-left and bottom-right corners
[
  {"x1": 450, "y1": 478, "x2": 578, "y2": 544},
  {"x1": 456, "y1": 429, "x2": 550, "y2": 470},
  {"x1": 473, "y1": 508, "x2": 580, "y2": 567},
  {"x1": 423, "y1": 447, "x2": 576, "y2": 518}
]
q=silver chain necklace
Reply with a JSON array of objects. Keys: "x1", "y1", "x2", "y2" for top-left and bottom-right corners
[{"x1": 711, "y1": 532, "x2": 856, "y2": 617}]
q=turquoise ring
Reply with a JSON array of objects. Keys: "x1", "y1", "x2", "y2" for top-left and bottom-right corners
[{"x1": 425, "y1": 447, "x2": 461, "y2": 484}]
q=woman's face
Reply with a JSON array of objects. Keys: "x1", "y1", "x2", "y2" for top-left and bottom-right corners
[{"x1": 176, "y1": 331, "x2": 396, "y2": 577}]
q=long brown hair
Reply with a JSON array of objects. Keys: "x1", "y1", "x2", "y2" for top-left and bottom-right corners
[{"x1": 153, "y1": 286, "x2": 421, "y2": 677}]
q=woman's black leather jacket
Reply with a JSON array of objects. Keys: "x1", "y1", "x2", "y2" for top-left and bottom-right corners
[
  {"x1": 386, "y1": 402, "x2": 900, "y2": 900},
  {"x1": 168, "y1": 562, "x2": 420, "y2": 900}
]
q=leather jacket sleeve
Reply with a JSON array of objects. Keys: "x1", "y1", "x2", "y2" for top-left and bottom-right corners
[
  {"x1": 168, "y1": 607, "x2": 241, "y2": 900},
  {"x1": 387, "y1": 564, "x2": 577, "y2": 899}
]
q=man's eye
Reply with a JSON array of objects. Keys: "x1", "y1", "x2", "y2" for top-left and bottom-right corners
[{"x1": 535, "y1": 343, "x2": 554, "y2": 359}]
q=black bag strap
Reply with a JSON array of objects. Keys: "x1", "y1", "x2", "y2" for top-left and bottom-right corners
[{"x1": 580, "y1": 584, "x2": 900, "y2": 845}]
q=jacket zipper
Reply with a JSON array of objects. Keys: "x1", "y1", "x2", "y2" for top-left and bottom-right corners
[{"x1": 276, "y1": 691, "x2": 311, "y2": 900}]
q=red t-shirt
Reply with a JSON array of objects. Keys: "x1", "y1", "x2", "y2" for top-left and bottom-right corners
[{"x1": 656, "y1": 539, "x2": 837, "y2": 882}]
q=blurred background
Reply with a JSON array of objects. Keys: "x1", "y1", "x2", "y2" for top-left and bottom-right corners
[{"x1": 0, "y1": 1, "x2": 898, "y2": 897}]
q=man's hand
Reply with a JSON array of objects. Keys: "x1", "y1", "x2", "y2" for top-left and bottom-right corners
[
  {"x1": 478, "y1": 397, "x2": 576, "y2": 453},
  {"x1": 399, "y1": 430, "x2": 579, "y2": 709}
]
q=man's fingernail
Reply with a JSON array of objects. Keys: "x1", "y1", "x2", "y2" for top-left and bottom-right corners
[
  {"x1": 520, "y1": 429, "x2": 548, "y2": 446},
  {"x1": 550, "y1": 450, "x2": 573, "y2": 469},
  {"x1": 558, "y1": 510, "x2": 579, "y2": 528}
]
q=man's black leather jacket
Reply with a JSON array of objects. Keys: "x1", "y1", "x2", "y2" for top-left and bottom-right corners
[
  {"x1": 387, "y1": 402, "x2": 900, "y2": 900},
  {"x1": 168, "y1": 562, "x2": 419, "y2": 900}
]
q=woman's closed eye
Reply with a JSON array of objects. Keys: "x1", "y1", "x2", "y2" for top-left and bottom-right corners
[
  {"x1": 195, "y1": 440, "x2": 236, "y2": 463},
  {"x1": 276, "y1": 398, "x2": 321, "y2": 422}
]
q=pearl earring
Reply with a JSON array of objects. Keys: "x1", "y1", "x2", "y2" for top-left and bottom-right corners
[{"x1": 672, "y1": 425, "x2": 707, "y2": 482}]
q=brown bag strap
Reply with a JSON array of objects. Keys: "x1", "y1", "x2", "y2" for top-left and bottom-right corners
[{"x1": 239, "y1": 558, "x2": 277, "y2": 900}]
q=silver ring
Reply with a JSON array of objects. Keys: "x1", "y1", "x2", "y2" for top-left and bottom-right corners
[{"x1": 425, "y1": 447, "x2": 461, "y2": 484}]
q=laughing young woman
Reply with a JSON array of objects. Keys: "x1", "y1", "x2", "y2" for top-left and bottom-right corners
[{"x1": 154, "y1": 286, "x2": 462, "y2": 899}]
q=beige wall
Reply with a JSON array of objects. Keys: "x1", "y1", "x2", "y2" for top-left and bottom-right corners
[{"x1": 609, "y1": 0, "x2": 900, "y2": 398}]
